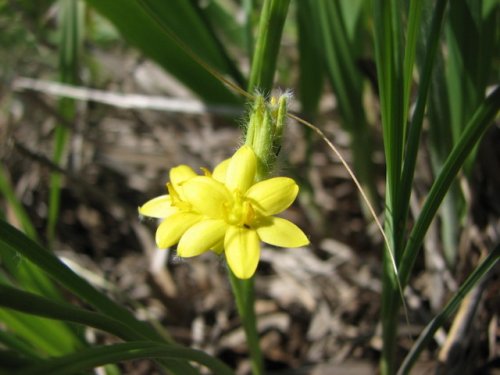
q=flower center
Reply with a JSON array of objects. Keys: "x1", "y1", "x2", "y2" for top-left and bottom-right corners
[
  {"x1": 167, "y1": 182, "x2": 192, "y2": 212},
  {"x1": 225, "y1": 192, "x2": 255, "y2": 227}
]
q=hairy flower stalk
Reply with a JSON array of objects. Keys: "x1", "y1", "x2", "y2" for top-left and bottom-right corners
[
  {"x1": 140, "y1": 94, "x2": 307, "y2": 279},
  {"x1": 139, "y1": 94, "x2": 305, "y2": 375}
]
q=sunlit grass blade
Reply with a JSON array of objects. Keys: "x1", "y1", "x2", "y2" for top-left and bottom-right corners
[
  {"x1": 247, "y1": 0, "x2": 291, "y2": 93},
  {"x1": 0, "y1": 284, "x2": 151, "y2": 342},
  {"x1": 0, "y1": 328, "x2": 41, "y2": 360},
  {"x1": 0, "y1": 145, "x2": 84, "y2": 355},
  {"x1": 0, "y1": 167, "x2": 70, "y2": 301},
  {"x1": 0, "y1": 219, "x2": 158, "y2": 339},
  {"x1": 0, "y1": 309, "x2": 80, "y2": 356},
  {"x1": 0, "y1": 219, "x2": 198, "y2": 374},
  {"x1": 0, "y1": 238, "x2": 63, "y2": 301},
  {"x1": 18, "y1": 341, "x2": 234, "y2": 375},
  {"x1": 0, "y1": 166, "x2": 37, "y2": 240},
  {"x1": 0, "y1": 275, "x2": 82, "y2": 357},
  {"x1": 84, "y1": 0, "x2": 241, "y2": 103},
  {"x1": 397, "y1": 244, "x2": 500, "y2": 375},
  {"x1": 400, "y1": 86, "x2": 500, "y2": 286}
]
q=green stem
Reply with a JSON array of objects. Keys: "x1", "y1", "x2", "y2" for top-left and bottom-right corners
[
  {"x1": 48, "y1": 0, "x2": 82, "y2": 242},
  {"x1": 247, "y1": 0, "x2": 290, "y2": 93},
  {"x1": 228, "y1": 271, "x2": 263, "y2": 375},
  {"x1": 232, "y1": 1, "x2": 291, "y2": 372}
]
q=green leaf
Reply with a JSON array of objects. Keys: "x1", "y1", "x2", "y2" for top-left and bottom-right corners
[
  {"x1": 0, "y1": 166, "x2": 37, "y2": 240},
  {"x1": 313, "y1": 0, "x2": 378, "y2": 207},
  {"x1": 400, "y1": 86, "x2": 500, "y2": 286},
  {"x1": 48, "y1": 0, "x2": 83, "y2": 242},
  {"x1": 0, "y1": 309, "x2": 79, "y2": 356},
  {"x1": 0, "y1": 349, "x2": 37, "y2": 372},
  {"x1": 0, "y1": 220, "x2": 197, "y2": 374},
  {"x1": 200, "y1": 1, "x2": 246, "y2": 51},
  {"x1": 296, "y1": 0, "x2": 323, "y2": 118},
  {"x1": 84, "y1": 0, "x2": 241, "y2": 104},
  {"x1": 446, "y1": 0, "x2": 497, "y2": 145},
  {"x1": 247, "y1": 0, "x2": 291, "y2": 93},
  {"x1": 398, "y1": 0, "x2": 448, "y2": 261},
  {"x1": 372, "y1": 4, "x2": 405, "y2": 372},
  {"x1": 0, "y1": 324, "x2": 42, "y2": 359},
  {"x1": 421, "y1": 0, "x2": 462, "y2": 268},
  {"x1": 18, "y1": 341, "x2": 234, "y2": 375},
  {"x1": 0, "y1": 284, "x2": 138, "y2": 342},
  {"x1": 0, "y1": 219, "x2": 156, "y2": 339}
]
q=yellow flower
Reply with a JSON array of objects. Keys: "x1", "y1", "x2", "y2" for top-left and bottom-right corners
[{"x1": 139, "y1": 145, "x2": 309, "y2": 279}]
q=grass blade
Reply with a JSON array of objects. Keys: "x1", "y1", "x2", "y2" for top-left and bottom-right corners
[
  {"x1": 84, "y1": 0, "x2": 241, "y2": 103},
  {"x1": 0, "y1": 166, "x2": 37, "y2": 240},
  {"x1": 401, "y1": 0, "x2": 423, "y2": 136},
  {"x1": 18, "y1": 341, "x2": 234, "y2": 375},
  {"x1": 0, "y1": 309, "x2": 79, "y2": 356},
  {"x1": 296, "y1": 0, "x2": 323, "y2": 118},
  {"x1": 398, "y1": 0, "x2": 448, "y2": 260},
  {"x1": 397, "y1": 244, "x2": 500, "y2": 375},
  {"x1": 200, "y1": 1, "x2": 246, "y2": 52},
  {"x1": 446, "y1": 0, "x2": 497, "y2": 149},
  {"x1": 422, "y1": 0, "x2": 463, "y2": 268},
  {"x1": 0, "y1": 219, "x2": 157, "y2": 337},
  {"x1": 400, "y1": 86, "x2": 500, "y2": 285},
  {"x1": 47, "y1": 0, "x2": 83, "y2": 242},
  {"x1": 0, "y1": 219, "x2": 198, "y2": 373},
  {"x1": 247, "y1": 0, "x2": 291, "y2": 93},
  {"x1": 314, "y1": 0, "x2": 379, "y2": 207},
  {"x1": 0, "y1": 284, "x2": 147, "y2": 342},
  {"x1": 0, "y1": 328, "x2": 41, "y2": 360},
  {"x1": 372, "y1": 2, "x2": 406, "y2": 373}
]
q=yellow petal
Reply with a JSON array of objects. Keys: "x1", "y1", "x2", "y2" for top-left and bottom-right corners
[
  {"x1": 138, "y1": 195, "x2": 177, "y2": 218},
  {"x1": 211, "y1": 240, "x2": 225, "y2": 254},
  {"x1": 245, "y1": 177, "x2": 298, "y2": 215},
  {"x1": 212, "y1": 158, "x2": 230, "y2": 183},
  {"x1": 182, "y1": 176, "x2": 231, "y2": 218},
  {"x1": 225, "y1": 145, "x2": 256, "y2": 193},
  {"x1": 155, "y1": 212, "x2": 201, "y2": 248},
  {"x1": 256, "y1": 216, "x2": 309, "y2": 248},
  {"x1": 177, "y1": 219, "x2": 227, "y2": 257},
  {"x1": 170, "y1": 165, "x2": 197, "y2": 187},
  {"x1": 224, "y1": 226, "x2": 260, "y2": 279}
]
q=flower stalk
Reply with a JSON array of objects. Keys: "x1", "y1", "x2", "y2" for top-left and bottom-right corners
[
  {"x1": 138, "y1": 93, "x2": 307, "y2": 374},
  {"x1": 232, "y1": 93, "x2": 291, "y2": 374}
]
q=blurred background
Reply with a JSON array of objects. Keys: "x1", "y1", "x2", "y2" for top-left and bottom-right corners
[{"x1": 1, "y1": 1, "x2": 499, "y2": 374}]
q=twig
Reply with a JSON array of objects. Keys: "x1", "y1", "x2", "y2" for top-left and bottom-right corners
[{"x1": 12, "y1": 77, "x2": 242, "y2": 116}]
